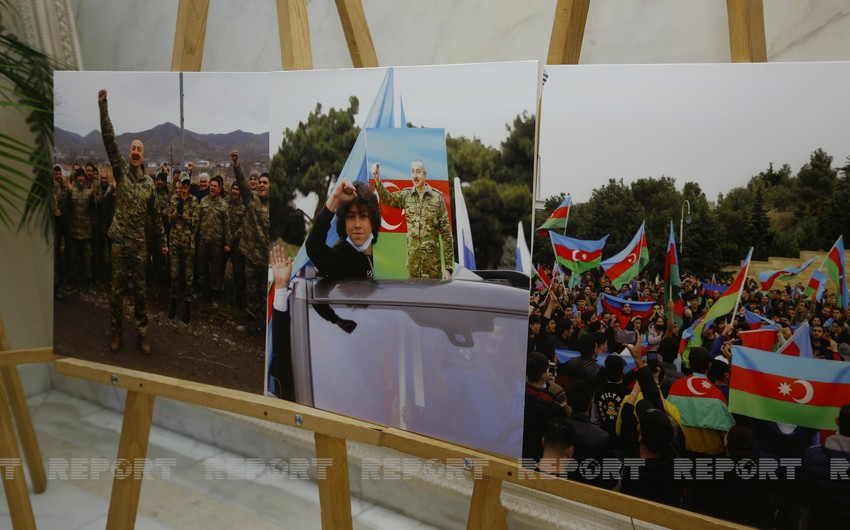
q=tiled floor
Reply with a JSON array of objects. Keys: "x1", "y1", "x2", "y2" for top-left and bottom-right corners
[{"x1": 0, "y1": 391, "x2": 438, "y2": 530}]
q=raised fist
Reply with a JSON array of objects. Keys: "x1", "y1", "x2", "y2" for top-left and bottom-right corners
[{"x1": 98, "y1": 89, "x2": 107, "y2": 103}]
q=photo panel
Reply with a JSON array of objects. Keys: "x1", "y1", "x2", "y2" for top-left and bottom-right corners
[
  {"x1": 53, "y1": 71, "x2": 270, "y2": 393},
  {"x1": 268, "y1": 61, "x2": 541, "y2": 457},
  {"x1": 528, "y1": 62, "x2": 850, "y2": 477}
]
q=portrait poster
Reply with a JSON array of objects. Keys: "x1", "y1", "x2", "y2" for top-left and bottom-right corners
[
  {"x1": 268, "y1": 61, "x2": 541, "y2": 457},
  {"x1": 364, "y1": 127, "x2": 452, "y2": 279},
  {"x1": 53, "y1": 71, "x2": 270, "y2": 393}
]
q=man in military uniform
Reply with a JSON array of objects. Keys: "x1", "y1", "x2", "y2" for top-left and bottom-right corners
[
  {"x1": 373, "y1": 160, "x2": 454, "y2": 279},
  {"x1": 91, "y1": 169, "x2": 115, "y2": 283},
  {"x1": 98, "y1": 88, "x2": 168, "y2": 354},
  {"x1": 168, "y1": 174, "x2": 198, "y2": 323},
  {"x1": 150, "y1": 172, "x2": 172, "y2": 280},
  {"x1": 248, "y1": 171, "x2": 259, "y2": 192},
  {"x1": 230, "y1": 150, "x2": 269, "y2": 334},
  {"x1": 53, "y1": 164, "x2": 69, "y2": 297},
  {"x1": 66, "y1": 168, "x2": 96, "y2": 287},
  {"x1": 197, "y1": 175, "x2": 232, "y2": 307},
  {"x1": 227, "y1": 182, "x2": 246, "y2": 307},
  {"x1": 84, "y1": 162, "x2": 97, "y2": 188}
]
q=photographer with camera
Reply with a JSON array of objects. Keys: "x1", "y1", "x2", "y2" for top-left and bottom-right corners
[{"x1": 168, "y1": 174, "x2": 199, "y2": 323}]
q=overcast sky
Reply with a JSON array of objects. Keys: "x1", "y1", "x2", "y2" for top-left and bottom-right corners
[
  {"x1": 54, "y1": 71, "x2": 269, "y2": 135},
  {"x1": 538, "y1": 62, "x2": 850, "y2": 204},
  {"x1": 268, "y1": 61, "x2": 540, "y2": 156}
]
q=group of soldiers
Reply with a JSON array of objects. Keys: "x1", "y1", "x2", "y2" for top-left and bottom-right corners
[{"x1": 54, "y1": 88, "x2": 270, "y2": 356}]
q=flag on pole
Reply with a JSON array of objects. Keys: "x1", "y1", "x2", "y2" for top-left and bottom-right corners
[
  {"x1": 700, "y1": 281, "x2": 728, "y2": 297},
  {"x1": 804, "y1": 269, "x2": 828, "y2": 303},
  {"x1": 516, "y1": 221, "x2": 531, "y2": 275},
  {"x1": 683, "y1": 248, "x2": 753, "y2": 365},
  {"x1": 453, "y1": 177, "x2": 476, "y2": 270},
  {"x1": 824, "y1": 235, "x2": 848, "y2": 315},
  {"x1": 776, "y1": 322, "x2": 813, "y2": 358},
  {"x1": 664, "y1": 221, "x2": 683, "y2": 327},
  {"x1": 758, "y1": 257, "x2": 817, "y2": 293},
  {"x1": 729, "y1": 345, "x2": 850, "y2": 430},
  {"x1": 600, "y1": 222, "x2": 649, "y2": 290},
  {"x1": 531, "y1": 267, "x2": 549, "y2": 296},
  {"x1": 537, "y1": 195, "x2": 571, "y2": 236},
  {"x1": 550, "y1": 231, "x2": 608, "y2": 276}
]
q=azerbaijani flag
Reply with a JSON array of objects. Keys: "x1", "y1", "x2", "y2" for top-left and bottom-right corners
[
  {"x1": 600, "y1": 222, "x2": 649, "y2": 290},
  {"x1": 729, "y1": 345, "x2": 850, "y2": 430},
  {"x1": 537, "y1": 195, "x2": 571, "y2": 236},
  {"x1": 743, "y1": 308, "x2": 775, "y2": 330},
  {"x1": 776, "y1": 321, "x2": 813, "y2": 358},
  {"x1": 663, "y1": 221, "x2": 683, "y2": 328},
  {"x1": 667, "y1": 375, "x2": 735, "y2": 431},
  {"x1": 516, "y1": 221, "x2": 532, "y2": 275},
  {"x1": 598, "y1": 293, "x2": 656, "y2": 328},
  {"x1": 550, "y1": 231, "x2": 608, "y2": 276},
  {"x1": 453, "y1": 177, "x2": 476, "y2": 270},
  {"x1": 804, "y1": 269, "x2": 827, "y2": 303},
  {"x1": 758, "y1": 257, "x2": 817, "y2": 293},
  {"x1": 530, "y1": 266, "x2": 549, "y2": 296},
  {"x1": 738, "y1": 328, "x2": 778, "y2": 351},
  {"x1": 700, "y1": 281, "x2": 728, "y2": 297},
  {"x1": 683, "y1": 248, "x2": 753, "y2": 365},
  {"x1": 824, "y1": 235, "x2": 848, "y2": 315}
]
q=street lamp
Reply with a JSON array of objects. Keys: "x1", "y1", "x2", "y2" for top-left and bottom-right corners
[{"x1": 680, "y1": 200, "x2": 691, "y2": 253}]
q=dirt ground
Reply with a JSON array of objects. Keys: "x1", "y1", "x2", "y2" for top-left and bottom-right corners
[{"x1": 53, "y1": 279, "x2": 266, "y2": 394}]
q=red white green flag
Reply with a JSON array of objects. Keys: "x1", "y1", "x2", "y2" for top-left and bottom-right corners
[
  {"x1": 536, "y1": 195, "x2": 571, "y2": 236},
  {"x1": 729, "y1": 345, "x2": 850, "y2": 430},
  {"x1": 600, "y1": 222, "x2": 649, "y2": 290}
]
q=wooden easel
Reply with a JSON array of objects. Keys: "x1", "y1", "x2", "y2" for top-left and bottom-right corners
[
  {"x1": 2, "y1": 1, "x2": 766, "y2": 529},
  {"x1": 0, "y1": 316, "x2": 57, "y2": 530}
]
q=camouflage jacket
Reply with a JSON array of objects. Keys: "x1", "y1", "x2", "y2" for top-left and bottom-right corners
[
  {"x1": 99, "y1": 99, "x2": 166, "y2": 246},
  {"x1": 228, "y1": 196, "x2": 246, "y2": 246},
  {"x1": 68, "y1": 184, "x2": 95, "y2": 239},
  {"x1": 53, "y1": 177, "x2": 67, "y2": 213},
  {"x1": 155, "y1": 188, "x2": 172, "y2": 226},
  {"x1": 198, "y1": 195, "x2": 232, "y2": 247},
  {"x1": 169, "y1": 194, "x2": 198, "y2": 249},
  {"x1": 233, "y1": 165, "x2": 269, "y2": 265},
  {"x1": 91, "y1": 184, "x2": 115, "y2": 235},
  {"x1": 375, "y1": 179, "x2": 454, "y2": 278}
]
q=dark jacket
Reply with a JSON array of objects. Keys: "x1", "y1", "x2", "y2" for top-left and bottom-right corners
[
  {"x1": 801, "y1": 435, "x2": 850, "y2": 529},
  {"x1": 523, "y1": 383, "x2": 566, "y2": 463}
]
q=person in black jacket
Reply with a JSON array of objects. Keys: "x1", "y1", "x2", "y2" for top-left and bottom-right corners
[
  {"x1": 306, "y1": 179, "x2": 379, "y2": 279},
  {"x1": 800, "y1": 403, "x2": 850, "y2": 530}
]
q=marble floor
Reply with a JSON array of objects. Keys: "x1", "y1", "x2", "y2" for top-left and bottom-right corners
[{"x1": 0, "y1": 390, "x2": 437, "y2": 530}]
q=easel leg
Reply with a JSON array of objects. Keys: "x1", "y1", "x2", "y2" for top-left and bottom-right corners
[
  {"x1": 0, "y1": 366, "x2": 46, "y2": 493},
  {"x1": 314, "y1": 433, "x2": 352, "y2": 529},
  {"x1": 106, "y1": 391, "x2": 155, "y2": 530},
  {"x1": 0, "y1": 373, "x2": 36, "y2": 530},
  {"x1": 466, "y1": 475, "x2": 507, "y2": 530}
]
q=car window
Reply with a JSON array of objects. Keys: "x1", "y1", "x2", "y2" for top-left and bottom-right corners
[{"x1": 307, "y1": 303, "x2": 526, "y2": 458}]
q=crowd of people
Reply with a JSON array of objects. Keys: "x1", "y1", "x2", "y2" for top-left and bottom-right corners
[
  {"x1": 525, "y1": 267, "x2": 849, "y2": 528},
  {"x1": 53, "y1": 89, "x2": 269, "y2": 354}
]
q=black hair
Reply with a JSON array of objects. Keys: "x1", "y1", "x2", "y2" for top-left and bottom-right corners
[
  {"x1": 155, "y1": 172, "x2": 167, "y2": 182},
  {"x1": 839, "y1": 403, "x2": 850, "y2": 436},
  {"x1": 526, "y1": 352, "x2": 549, "y2": 382},
  {"x1": 335, "y1": 181, "x2": 381, "y2": 243},
  {"x1": 566, "y1": 380, "x2": 592, "y2": 414},
  {"x1": 604, "y1": 354, "x2": 626, "y2": 382},
  {"x1": 658, "y1": 337, "x2": 679, "y2": 363},
  {"x1": 542, "y1": 416, "x2": 576, "y2": 452},
  {"x1": 578, "y1": 333, "x2": 597, "y2": 358},
  {"x1": 689, "y1": 347, "x2": 711, "y2": 374},
  {"x1": 211, "y1": 175, "x2": 224, "y2": 188},
  {"x1": 85, "y1": 161, "x2": 96, "y2": 170}
]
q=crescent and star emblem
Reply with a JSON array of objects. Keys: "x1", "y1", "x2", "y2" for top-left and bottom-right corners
[
  {"x1": 626, "y1": 253, "x2": 637, "y2": 264},
  {"x1": 379, "y1": 182, "x2": 404, "y2": 230},
  {"x1": 686, "y1": 376, "x2": 708, "y2": 396},
  {"x1": 778, "y1": 379, "x2": 814, "y2": 404}
]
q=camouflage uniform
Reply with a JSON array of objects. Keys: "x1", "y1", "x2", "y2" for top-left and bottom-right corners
[
  {"x1": 375, "y1": 179, "x2": 454, "y2": 279},
  {"x1": 233, "y1": 165, "x2": 269, "y2": 327},
  {"x1": 227, "y1": 194, "x2": 246, "y2": 306},
  {"x1": 169, "y1": 193, "x2": 198, "y2": 304},
  {"x1": 196, "y1": 194, "x2": 232, "y2": 297},
  {"x1": 91, "y1": 183, "x2": 115, "y2": 281},
  {"x1": 53, "y1": 176, "x2": 69, "y2": 289},
  {"x1": 149, "y1": 186, "x2": 172, "y2": 278},
  {"x1": 67, "y1": 182, "x2": 96, "y2": 282},
  {"x1": 99, "y1": 99, "x2": 167, "y2": 337}
]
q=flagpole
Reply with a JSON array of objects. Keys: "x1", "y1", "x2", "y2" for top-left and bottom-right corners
[{"x1": 730, "y1": 247, "x2": 754, "y2": 330}]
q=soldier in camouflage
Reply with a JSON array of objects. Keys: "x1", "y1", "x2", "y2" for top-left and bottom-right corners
[
  {"x1": 98, "y1": 88, "x2": 168, "y2": 355},
  {"x1": 149, "y1": 172, "x2": 172, "y2": 280},
  {"x1": 373, "y1": 160, "x2": 454, "y2": 279},
  {"x1": 91, "y1": 168, "x2": 115, "y2": 283},
  {"x1": 197, "y1": 175, "x2": 232, "y2": 307},
  {"x1": 227, "y1": 182, "x2": 246, "y2": 307},
  {"x1": 67, "y1": 168, "x2": 96, "y2": 286},
  {"x1": 168, "y1": 175, "x2": 198, "y2": 323},
  {"x1": 230, "y1": 150, "x2": 269, "y2": 334},
  {"x1": 53, "y1": 164, "x2": 69, "y2": 297}
]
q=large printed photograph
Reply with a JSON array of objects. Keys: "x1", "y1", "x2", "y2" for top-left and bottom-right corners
[
  {"x1": 525, "y1": 62, "x2": 850, "y2": 524},
  {"x1": 267, "y1": 62, "x2": 540, "y2": 457},
  {"x1": 53, "y1": 72, "x2": 270, "y2": 393}
]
